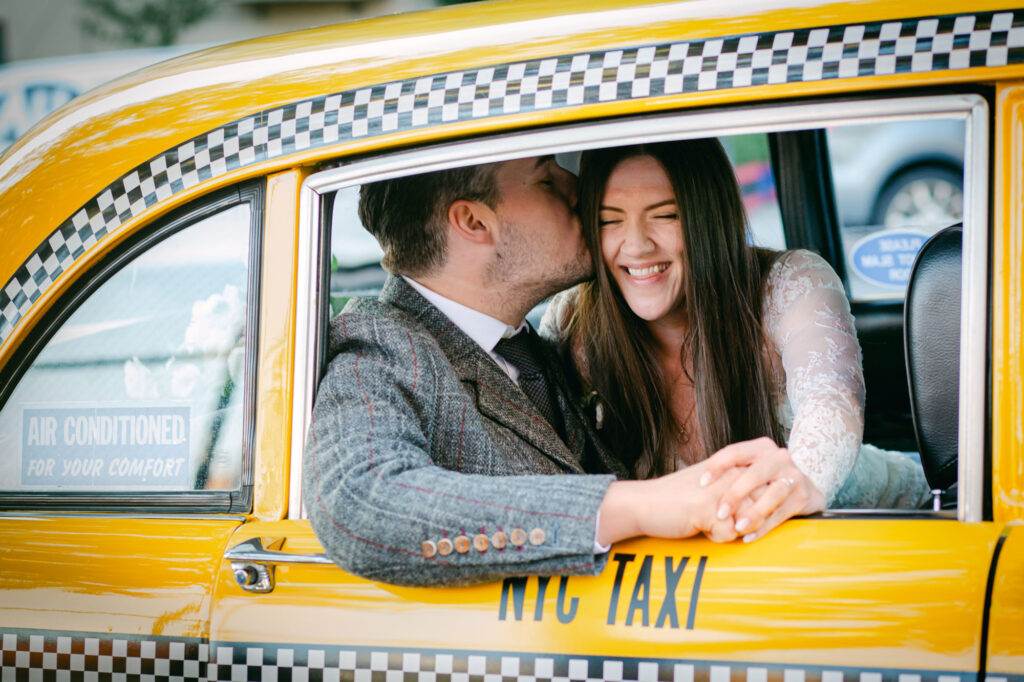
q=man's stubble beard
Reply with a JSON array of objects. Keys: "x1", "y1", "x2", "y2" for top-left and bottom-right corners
[{"x1": 485, "y1": 219, "x2": 593, "y2": 314}]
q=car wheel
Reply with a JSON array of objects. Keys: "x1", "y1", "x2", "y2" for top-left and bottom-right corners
[{"x1": 872, "y1": 165, "x2": 963, "y2": 229}]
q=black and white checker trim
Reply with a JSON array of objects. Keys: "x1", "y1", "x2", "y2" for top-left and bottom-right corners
[
  {"x1": 0, "y1": 631, "x2": 1014, "y2": 681},
  {"x1": 205, "y1": 642, "x2": 980, "y2": 682},
  {"x1": 2, "y1": 9, "x2": 1022, "y2": 349},
  {"x1": 0, "y1": 630, "x2": 206, "y2": 681}
]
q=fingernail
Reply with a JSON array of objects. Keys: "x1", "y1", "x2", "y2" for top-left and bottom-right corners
[
  {"x1": 716, "y1": 503, "x2": 731, "y2": 520},
  {"x1": 743, "y1": 532, "x2": 758, "y2": 543},
  {"x1": 735, "y1": 517, "x2": 750, "y2": 533},
  {"x1": 699, "y1": 472, "x2": 712, "y2": 487}
]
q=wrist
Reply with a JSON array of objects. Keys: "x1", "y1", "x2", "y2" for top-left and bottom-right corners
[{"x1": 596, "y1": 480, "x2": 644, "y2": 546}]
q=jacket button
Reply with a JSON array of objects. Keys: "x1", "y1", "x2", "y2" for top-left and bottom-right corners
[
  {"x1": 491, "y1": 531, "x2": 507, "y2": 550},
  {"x1": 529, "y1": 528, "x2": 546, "y2": 546},
  {"x1": 510, "y1": 528, "x2": 527, "y2": 547},
  {"x1": 454, "y1": 535, "x2": 470, "y2": 554},
  {"x1": 421, "y1": 540, "x2": 437, "y2": 558},
  {"x1": 473, "y1": 534, "x2": 489, "y2": 552},
  {"x1": 437, "y1": 538, "x2": 454, "y2": 556}
]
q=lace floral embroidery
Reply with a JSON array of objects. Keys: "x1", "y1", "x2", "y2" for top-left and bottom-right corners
[{"x1": 764, "y1": 250, "x2": 865, "y2": 503}]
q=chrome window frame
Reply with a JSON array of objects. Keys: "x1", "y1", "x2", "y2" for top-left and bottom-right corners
[{"x1": 290, "y1": 93, "x2": 989, "y2": 523}]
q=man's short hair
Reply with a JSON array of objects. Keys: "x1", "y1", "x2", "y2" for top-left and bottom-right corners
[{"x1": 358, "y1": 163, "x2": 501, "y2": 276}]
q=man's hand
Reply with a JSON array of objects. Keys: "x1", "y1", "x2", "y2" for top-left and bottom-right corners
[{"x1": 596, "y1": 438, "x2": 788, "y2": 546}]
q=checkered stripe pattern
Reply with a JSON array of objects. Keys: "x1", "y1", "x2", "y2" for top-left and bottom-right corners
[
  {"x1": 0, "y1": 631, "x2": 206, "y2": 681},
  {"x1": 2, "y1": 9, "x2": 1022, "y2": 349},
  {"x1": 206, "y1": 644, "x2": 974, "y2": 682}
]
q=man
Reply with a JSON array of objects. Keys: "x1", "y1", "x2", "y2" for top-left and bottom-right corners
[{"x1": 303, "y1": 155, "x2": 788, "y2": 586}]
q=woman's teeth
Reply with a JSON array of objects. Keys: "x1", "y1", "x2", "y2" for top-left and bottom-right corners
[{"x1": 626, "y1": 264, "x2": 668, "y2": 277}]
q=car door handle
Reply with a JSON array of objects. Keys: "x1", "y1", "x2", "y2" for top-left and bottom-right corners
[
  {"x1": 225, "y1": 536, "x2": 334, "y2": 565},
  {"x1": 224, "y1": 536, "x2": 333, "y2": 593}
]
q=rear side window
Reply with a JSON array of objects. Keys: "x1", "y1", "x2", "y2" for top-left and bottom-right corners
[{"x1": 0, "y1": 186, "x2": 261, "y2": 503}]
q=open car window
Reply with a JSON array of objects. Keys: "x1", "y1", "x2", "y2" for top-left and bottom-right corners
[{"x1": 295, "y1": 94, "x2": 987, "y2": 522}]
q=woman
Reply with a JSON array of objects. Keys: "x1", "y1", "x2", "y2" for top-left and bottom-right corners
[{"x1": 543, "y1": 139, "x2": 931, "y2": 542}]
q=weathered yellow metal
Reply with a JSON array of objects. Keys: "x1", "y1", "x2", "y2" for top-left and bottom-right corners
[
  {"x1": 986, "y1": 527, "x2": 1024, "y2": 673},
  {"x1": 250, "y1": 168, "x2": 310, "y2": 522},
  {"x1": 992, "y1": 83, "x2": 1024, "y2": 524},
  {"x1": 212, "y1": 519, "x2": 1001, "y2": 669},
  {"x1": 0, "y1": 515, "x2": 241, "y2": 636}
]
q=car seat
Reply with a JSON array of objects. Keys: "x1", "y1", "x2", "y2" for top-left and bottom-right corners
[{"x1": 904, "y1": 223, "x2": 962, "y2": 508}]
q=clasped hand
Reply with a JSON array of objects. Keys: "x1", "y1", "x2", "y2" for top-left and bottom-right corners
[
  {"x1": 597, "y1": 437, "x2": 825, "y2": 547},
  {"x1": 695, "y1": 437, "x2": 826, "y2": 542}
]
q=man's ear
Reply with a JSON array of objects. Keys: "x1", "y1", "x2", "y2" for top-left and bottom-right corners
[{"x1": 448, "y1": 199, "x2": 496, "y2": 246}]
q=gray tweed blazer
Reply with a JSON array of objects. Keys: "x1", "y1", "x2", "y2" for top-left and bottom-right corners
[{"x1": 303, "y1": 275, "x2": 625, "y2": 586}]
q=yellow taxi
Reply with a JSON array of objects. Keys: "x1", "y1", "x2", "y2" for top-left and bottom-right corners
[{"x1": 1, "y1": 0, "x2": 1021, "y2": 678}]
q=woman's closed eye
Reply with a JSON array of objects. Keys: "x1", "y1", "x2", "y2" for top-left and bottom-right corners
[{"x1": 650, "y1": 206, "x2": 680, "y2": 220}]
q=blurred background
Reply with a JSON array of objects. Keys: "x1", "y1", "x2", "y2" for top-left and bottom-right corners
[{"x1": 0, "y1": 0, "x2": 479, "y2": 151}]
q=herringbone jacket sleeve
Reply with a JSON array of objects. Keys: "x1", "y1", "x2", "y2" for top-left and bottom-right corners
[{"x1": 303, "y1": 311, "x2": 615, "y2": 587}]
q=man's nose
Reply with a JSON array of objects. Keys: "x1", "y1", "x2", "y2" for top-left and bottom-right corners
[{"x1": 556, "y1": 166, "x2": 578, "y2": 209}]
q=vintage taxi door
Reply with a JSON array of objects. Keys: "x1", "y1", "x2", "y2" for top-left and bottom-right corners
[
  {"x1": 202, "y1": 149, "x2": 1002, "y2": 679},
  {"x1": 207, "y1": 518, "x2": 1002, "y2": 679},
  {"x1": 0, "y1": 184, "x2": 261, "y2": 677}
]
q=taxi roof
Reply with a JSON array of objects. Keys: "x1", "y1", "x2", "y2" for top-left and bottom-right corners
[{"x1": 1, "y1": 0, "x2": 1021, "y2": 358}]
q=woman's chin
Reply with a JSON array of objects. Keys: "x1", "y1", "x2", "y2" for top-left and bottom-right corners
[
  {"x1": 628, "y1": 303, "x2": 672, "y2": 323},
  {"x1": 625, "y1": 298, "x2": 686, "y2": 327}
]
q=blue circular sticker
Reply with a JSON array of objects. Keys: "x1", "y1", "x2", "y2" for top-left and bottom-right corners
[{"x1": 849, "y1": 229, "x2": 930, "y2": 288}]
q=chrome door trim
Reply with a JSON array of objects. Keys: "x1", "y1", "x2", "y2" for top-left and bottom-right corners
[
  {"x1": 290, "y1": 93, "x2": 988, "y2": 522},
  {"x1": 959, "y1": 96, "x2": 989, "y2": 523},
  {"x1": 224, "y1": 536, "x2": 333, "y2": 565}
]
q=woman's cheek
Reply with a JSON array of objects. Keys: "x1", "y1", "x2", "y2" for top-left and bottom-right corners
[{"x1": 600, "y1": 238, "x2": 615, "y2": 272}]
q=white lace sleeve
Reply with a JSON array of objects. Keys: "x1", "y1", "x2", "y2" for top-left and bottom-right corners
[
  {"x1": 538, "y1": 286, "x2": 581, "y2": 343},
  {"x1": 764, "y1": 250, "x2": 865, "y2": 504}
]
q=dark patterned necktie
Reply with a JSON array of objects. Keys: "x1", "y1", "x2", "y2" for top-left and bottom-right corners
[{"x1": 494, "y1": 328, "x2": 565, "y2": 439}]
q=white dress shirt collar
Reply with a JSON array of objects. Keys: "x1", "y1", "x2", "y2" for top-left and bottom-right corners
[{"x1": 402, "y1": 276, "x2": 526, "y2": 356}]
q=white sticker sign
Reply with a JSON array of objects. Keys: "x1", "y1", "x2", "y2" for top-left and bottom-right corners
[{"x1": 22, "y1": 406, "x2": 190, "y2": 487}]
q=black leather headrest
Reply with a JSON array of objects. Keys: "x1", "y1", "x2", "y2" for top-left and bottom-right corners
[{"x1": 904, "y1": 224, "x2": 962, "y2": 491}]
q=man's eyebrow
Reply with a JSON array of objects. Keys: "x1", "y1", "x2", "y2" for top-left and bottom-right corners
[{"x1": 532, "y1": 155, "x2": 556, "y2": 169}]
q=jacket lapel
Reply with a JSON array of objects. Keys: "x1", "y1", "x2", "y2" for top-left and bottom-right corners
[{"x1": 380, "y1": 276, "x2": 584, "y2": 473}]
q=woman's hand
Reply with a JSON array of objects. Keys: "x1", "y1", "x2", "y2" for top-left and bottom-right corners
[{"x1": 699, "y1": 437, "x2": 826, "y2": 542}]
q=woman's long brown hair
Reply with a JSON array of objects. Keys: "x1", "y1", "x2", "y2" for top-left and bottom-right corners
[{"x1": 569, "y1": 139, "x2": 787, "y2": 478}]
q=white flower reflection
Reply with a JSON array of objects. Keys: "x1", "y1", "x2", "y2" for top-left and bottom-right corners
[
  {"x1": 181, "y1": 284, "x2": 244, "y2": 355},
  {"x1": 124, "y1": 357, "x2": 159, "y2": 399}
]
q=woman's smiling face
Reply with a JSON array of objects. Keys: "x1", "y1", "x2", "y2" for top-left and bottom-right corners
[{"x1": 599, "y1": 155, "x2": 687, "y2": 325}]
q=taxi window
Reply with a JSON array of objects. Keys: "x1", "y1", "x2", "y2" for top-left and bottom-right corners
[
  {"x1": 827, "y1": 118, "x2": 966, "y2": 302},
  {"x1": 298, "y1": 98, "x2": 984, "y2": 522},
  {"x1": 0, "y1": 187, "x2": 259, "y2": 502}
]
